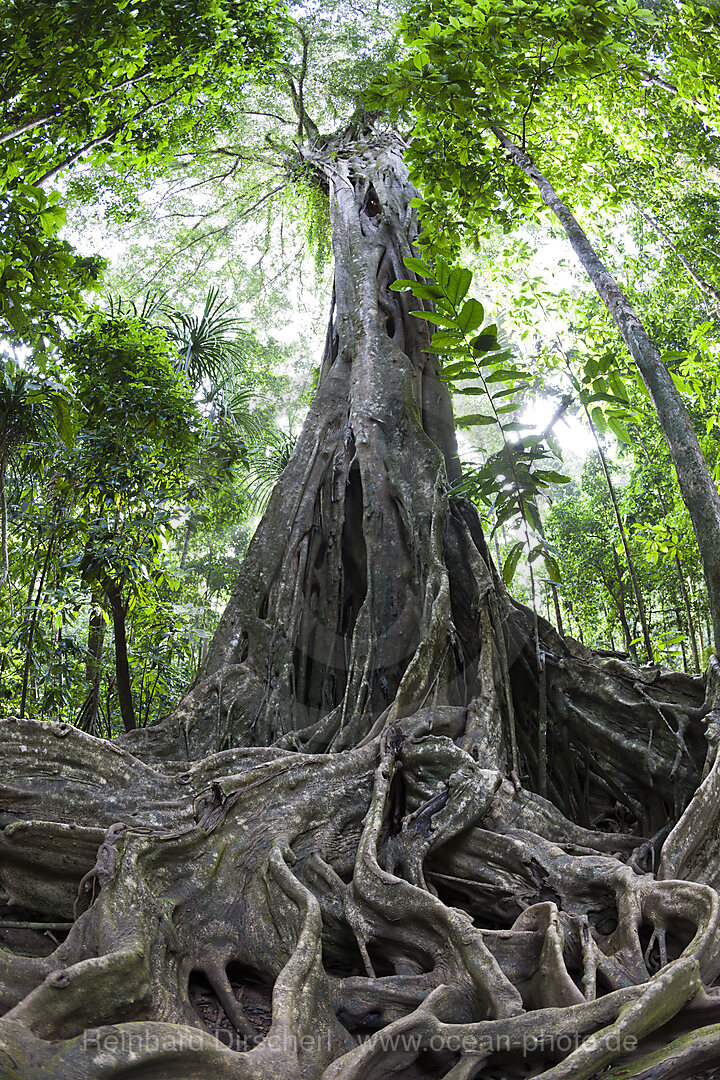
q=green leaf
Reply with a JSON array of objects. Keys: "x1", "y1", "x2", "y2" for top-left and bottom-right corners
[
  {"x1": 442, "y1": 361, "x2": 477, "y2": 378},
  {"x1": 481, "y1": 349, "x2": 514, "y2": 366},
  {"x1": 484, "y1": 366, "x2": 524, "y2": 383},
  {"x1": 524, "y1": 500, "x2": 542, "y2": 531},
  {"x1": 493, "y1": 384, "x2": 529, "y2": 399},
  {"x1": 457, "y1": 298, "x2": 485, "y2": 334},
  {"x1": 503, "y1": 541, "x2": 524, "y2": 585},
  {"x1": 607, "y1": 417, "x2": 632, "y2": 445},
  {"x1": 471, "y1": 332, "x2": 499, "y2": 353},
  {"x1": 493, "y1": 504, "x2": 520, "y2": 533},
  {"x1": 435, "y1": 258, "x2": 451, "y2": 288},
  {"x1": 446, "y1": 267, "x2": 472, "y2": 306},
  {"x1": 456, "y1": 413, "x2": 497, "y2": 427},
  {"x1": 591, "y1": 406, "x2": 607, "y2": 432},
  {"x1": 403, "y1": 256, "x2": 432, "y2": 278},
  {"x1": 671, "y1": 371, "x2": 689, "y2": 394},
  {"x1": 411, "y1": 283, "x2": 447, "y2": 300},
  {"x1": 392, "y1": 279, "x2": 445, "y2": 300},
  {"x1": 51, "y1": 396, "x2": 75, "y2": 448},
  {"x1": 541, "y1": 552, "x2": 562, "y2": 582},
  {"x1": 432, "y1": 331, "x2": 463, "y2": 349},
  {"x1": 534, "y1": 469, "x2": 571, "y2": 484},
  {"x1": 410, "y1": 310, "x2": 458, "y2": 326}
]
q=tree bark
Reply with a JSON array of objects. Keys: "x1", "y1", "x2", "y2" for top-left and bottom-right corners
[
  {"x1": 1, "y1": 128, "x2": 720, "y2": 1080},
  {"x1": 589, "y1": 419, "x2": 653, "y2": 662},
  {"x1": 102, "y1": 578, "x2": 137, "y2": 733},
  {"x1": 637, "y1": 437, "x2": 702, "y2": 672},
  {"x1": 76, "y1": 600, "x2": 106, "y2": 735},
  {"x1": 19, "y1": 527, "x2": 55, "y2": 718},
  {"x1": 676, "y1": 558, "x2": 701, "y2": 671},
  {"x1": 491, "y1": 124, "x2": 720, "y2": 656}
]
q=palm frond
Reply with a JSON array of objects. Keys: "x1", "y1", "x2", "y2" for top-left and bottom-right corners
[
  {"x1": 242, "y1": 428, "x2": 296, "y2": 511},
  {"x1": 166, "y1": 287, "x2": 248, "y2": 386}
]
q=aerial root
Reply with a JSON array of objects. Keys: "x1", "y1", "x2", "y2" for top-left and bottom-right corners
[
  {"x1": 239, "y1": 839, "x2": 350, "y2": 1076},
  {"x1": 579, "y1": 916, "x2": 598, "y2": 1001},
  {"x1": 204, "y1": 961, "x2": 259, "y2": 1043},
  {"x1": 320, "y1": 958, "x2": 702, "y2": 1080},
  {"x1": 351, "y1": 735, "x2": 525, "y2": 1019},
  {"x1": 3, "y1": 682, "x2": 720, "y2": 1077},
  {"x1": 660, "y1": 733, "x2": 720, "y2": 891},
  {"x1": 0, "y1": 947, "x2": 53, "y2": 1011},
  {"x1": 618, "y1": 874, "x2": 720, "y2": 984},
  {"x1": 644, "y1": 927, "x2": 667, "y2": 970},
  {"x1": 319, "y1": 980, "x2": 648, "y2": 1079},
  {"x1": 320, "y1": 732, "x2": 720, "y2": 1079},
  {"x1": 385, "y1": 735, "x2": 504, "y2": 890},
  {"x1": 0, "y1": 1016, "x2": 249, "y2": 1080},
  {"x1": 2, "y1": 947, "x2": 149, "y2": 1040},
  {"x1": 533, "y1": 957, "x2": 701, "y2": 1080},
  {"x1": 600, "y1": 1020, "x2": 720, "y2": 1079},
  {"x1": 511, "y1": 903, "x2": 584, "y2": 1008}
]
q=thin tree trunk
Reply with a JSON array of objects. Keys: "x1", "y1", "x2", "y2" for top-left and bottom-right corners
[
  {"x1": 607, "y1": 556, "x2": 635, "y2": 660},
  {"x1": 102, "y1": 578, "x2": 137, "y2": 732},
  {"x1": 547, "y1": 345, "x2": 652, "y2": 658},
  {"x1": 78, "y1": 601, "x2": 106, "y2": 733},
  {"x1": 629, "y1": 199, "x2": 720, "y2": 313},
  {"x1": 592, "y1": 428, "x2": 652, "y2": 660},
  {"x1": 491, "y1": 125, "x2": 720, "y2": 655},
  {"x1": 674, "y1": 604, "x2": 688, "y2": 671},
  {"x1": 675, "y1": 559, "x2": 700, "y2": 671},
  {"x1": 0, "y1": 456, "x2": 12, "y2": 614},
  {"x1": 19, "y1": 529, "x2": 55, "y2": 718},
  {"x1": 180, "y1": 516, "x2": 195, "y2": 570},
  {"x1": 535, "y1": 516, "x2": 564, "y2": 636},
  {"x1": 636, "y1": 438, "x2": 701, "y2": 671}
]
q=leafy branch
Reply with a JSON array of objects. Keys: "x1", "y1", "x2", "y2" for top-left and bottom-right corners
[
  {"x1": 391, "y1": 255, "x2": 568, "y2": 585},
  {"x1": 392, "y1": 254, "x2": 571, "y2": 795}
]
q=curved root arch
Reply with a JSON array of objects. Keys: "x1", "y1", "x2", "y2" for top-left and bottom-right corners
[{"x1": 3, "y1": 706, "x2": 720, "y2": 1078}]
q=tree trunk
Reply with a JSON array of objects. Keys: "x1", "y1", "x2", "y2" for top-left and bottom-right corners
[
  {"x1": 76, "y1": 600, "x2": 106, "y2": 735},
  {"x1": 491, "y1": 124, "x2": 720, "y2": 656},
  {"x1": 588, "y1": 416, "x2": 653, "y2": 662},
  {"x1": 102, "y1": 578, "x2": 137, "y2": 733},
  {"x1": 2, "y1": 128, "x2": 720, "y2": 1080},
  {"x1": 628, "y1": 197, "x2": 720, "y2": 314},
  {"x1": 0, "y1": 456, "x2": 13, "y2": 614},
  {"x1": 19, "y1": 527, "x2": 55, "y2": 718},
  {"x1": 637, "y1": 437, "x2": 702, "y2": 672},
  {"x1": 606, "y1": 558, "x2": 636, "y2": 661},
  {"x1": 180, "y1": 516, "x2": 195, "y2": 571}
]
